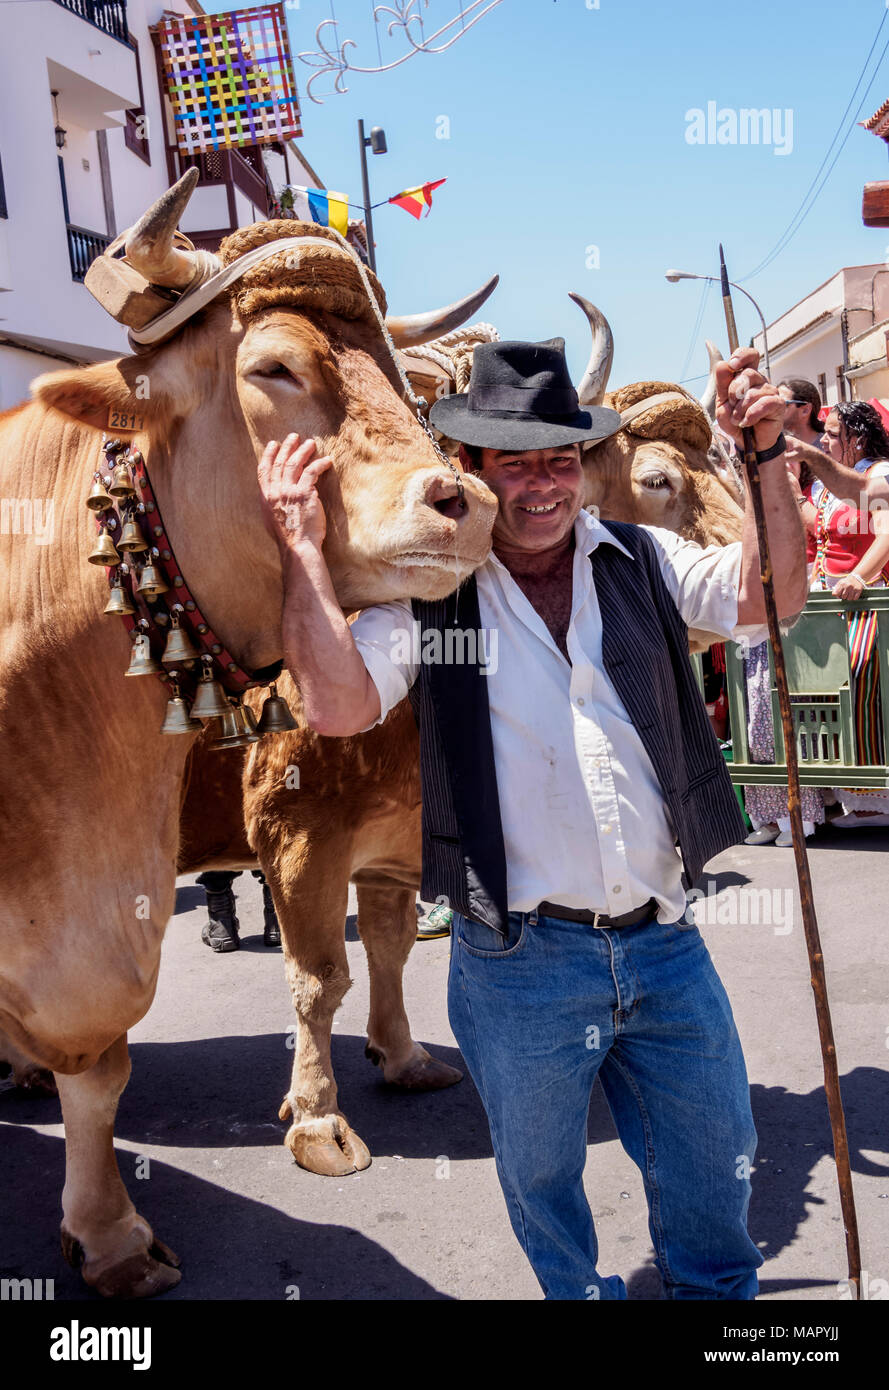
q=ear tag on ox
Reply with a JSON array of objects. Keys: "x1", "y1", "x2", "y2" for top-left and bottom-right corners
[{"x1": 106, "y1": 406, "x2": 146, "y2": 434}]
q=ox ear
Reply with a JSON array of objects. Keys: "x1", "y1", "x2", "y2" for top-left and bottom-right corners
[{"x1": 33, "y1": 356, "x2": 173, "y2": 433}]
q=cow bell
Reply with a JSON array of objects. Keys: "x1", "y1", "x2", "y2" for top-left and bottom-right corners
[
  {"x1": 125, "y1": 632, "x2": 162, "y2": 676},
  {"x1": 86, "y1": 474, "x2": 114, "y2": 512},
  {"x1": 210, "y1": 699, "x2": 261, "y2": 749},
  {"x1": 108, "y1": 462, "x2": 136, "y2": 498},
  {"x1": 161, "y1": 614, "x2": 200, "y2": 665},
  {"x1": 160, "y1": 686, "x2": 202, "y2": 735},
  {"x1": 190, "y1": 664, "x2": 232, "y2": 719},
  {"x1": 136, "y1": 559, "x2": 169, "y2": 597},
  {"x1": 117, "y1": 515, "x2": 148, "y2": 552},
  {"x1": 103, "y1": 577, "x2": 135, "y2": 616},
  {"x1": 256, "y1": 683, "x2": 298, "y2": 734},
  {"x1": 88, "y1": 528, "x2": 122, "y2": 566}
]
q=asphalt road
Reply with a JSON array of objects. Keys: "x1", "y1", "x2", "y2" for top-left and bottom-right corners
[{"x1": 2, "y1": 824, "x2": 888, "y2": 1302}]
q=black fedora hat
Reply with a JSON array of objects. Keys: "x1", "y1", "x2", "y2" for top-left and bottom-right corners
[{"x1": 428, "y1": 337, "x2": 621, "y2": 451}]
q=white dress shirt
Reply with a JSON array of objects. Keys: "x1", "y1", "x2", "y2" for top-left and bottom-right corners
[{"x1": 352, "y1": 510, "x2": 761, "y2": 923}]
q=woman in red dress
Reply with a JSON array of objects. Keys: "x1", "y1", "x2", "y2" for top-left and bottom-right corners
[{"x1": 791, "y1": 401, "x2": 889, "y2": 823}]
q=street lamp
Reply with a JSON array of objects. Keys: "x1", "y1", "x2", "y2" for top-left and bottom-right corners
[
  {"x1": 358, "y1": 120, "x2": 387, "y2": 273},
  {"x1": 665, "y1": 268, "x2": 771, "y2": 379}
]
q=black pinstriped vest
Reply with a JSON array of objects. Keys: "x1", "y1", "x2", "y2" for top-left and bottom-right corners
[{"x1": 408, "y1": 521, "x2": 746, "y2": 934}]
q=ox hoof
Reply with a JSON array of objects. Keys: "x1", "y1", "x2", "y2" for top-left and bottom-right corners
[
  {"x1": 0, "y1": 1060, "x2": 57, "y2": 1095},
  {"x1": 285, "y1": 1114, "x2": 372, "y2": 1176},
  {"x1": 368, "y1": 1044, "x2": 463, "y2": 1092},
  {"x1": 61, "y1": 1226, "x2": 182, "y2": 1299}
]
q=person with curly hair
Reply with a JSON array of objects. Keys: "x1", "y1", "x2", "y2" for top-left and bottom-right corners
[{"x1": 785, "y1": 400, "x2": 889, "y2": 824}]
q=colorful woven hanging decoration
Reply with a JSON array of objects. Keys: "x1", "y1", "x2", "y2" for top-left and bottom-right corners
[{"x1": 156, "y1": 4, "x2": 302, "y2": 155}]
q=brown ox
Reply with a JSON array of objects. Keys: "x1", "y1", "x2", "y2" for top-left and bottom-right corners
[
  {"x1": 177, "y1": 301, "x2": 747, "y2": 1177},
  {"x1": 0, "y1": 170, "x2": 498, "y2": 1297}
]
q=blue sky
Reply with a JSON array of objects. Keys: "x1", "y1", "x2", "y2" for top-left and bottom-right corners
[{"x1": 272, "y1": 0, "x2": 889, "y2": 392}]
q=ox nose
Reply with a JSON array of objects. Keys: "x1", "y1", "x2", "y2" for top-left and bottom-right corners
[{"x1": 423, "y1": 469, "x2": 466, "y2": 522}]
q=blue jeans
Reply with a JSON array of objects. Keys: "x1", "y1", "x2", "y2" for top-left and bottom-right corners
[{"x1": 448, "y1": 908, "x2": 762, "y2": 1301}]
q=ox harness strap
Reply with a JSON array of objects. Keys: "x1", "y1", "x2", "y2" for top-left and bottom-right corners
[{"x1": 126, "y1": 228, "x2": 465, "y2": 506}]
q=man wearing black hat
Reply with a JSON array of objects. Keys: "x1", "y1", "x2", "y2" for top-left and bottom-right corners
[{"x1": 258, "y1": 338, "x2": 807, "y2": 1301}]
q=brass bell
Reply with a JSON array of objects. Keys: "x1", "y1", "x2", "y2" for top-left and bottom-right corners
[
  {"x1": 125, "y1": 632, "x2": 162, "y2": 677},
  {"x1": 108, "y1": 462, "x2": 136, "y2": 498},
  {"x1": 103, "y1": 578, "x2": 135, "y2": 616},
  {"x1": 136, "y1": 559, "x2": 169, "y2": 597},
  {"x1": 117, "y1": 515, "x2": 148, "y2": 552},
  {"x1": 86, "y1": 474, "x2": 114, "y2": 512},
  {"x1": 256, "y1": 683, "x2": 298, "y2": 734},
  {"x1": 162, "y1": 615, "x2": 200, "y2": 665},
  {"x1": 88, "y1": 528, "x2": 122, "y2": 566},
  {"x1": 210, "y1": 699, "x2": 260, "y2": 749},
  {"x1": 160, "y1": 685, "x2": 202, "y2": 735},
  {"x1": 190, "y1": 665, "x2": 232, "y2": 719}
]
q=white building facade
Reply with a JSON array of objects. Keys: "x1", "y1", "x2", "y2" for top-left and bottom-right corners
[
  {"x1": 0, "y1": 0, "x2": 323, "y2": 410},
  {"x1": 752, "y1": 264, "x2": 889, "y2": 409}
]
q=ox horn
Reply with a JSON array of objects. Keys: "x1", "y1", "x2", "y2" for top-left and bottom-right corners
[
  {"x1": 569, "y1": 292, "x2": 613, "y2": 407},
  {"x1": 700, "y1": 339, "x2": 724, "y2": 420},
  {"x1": 124, "y1": 168, "x2": 212, "y2": 291},
  {"x1": 386, "y1": 275, "x2": 500, "y2": 347}
]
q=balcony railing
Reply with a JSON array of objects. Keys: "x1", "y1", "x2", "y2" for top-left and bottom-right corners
[
  {"x1": 175, "y1": 147, "x2": 270, "y2": 217},
  {"x1": 52, "y1": 0, "x2": 130, "y2": 46},
  {"x1": 67, "y1": 224, "x2": 111, "y2": 282}
]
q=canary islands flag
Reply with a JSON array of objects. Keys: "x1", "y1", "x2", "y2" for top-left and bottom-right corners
[
  {"x1": 388, "y1": 179, "x2": 447, "y2": 220},
  {"x1": 286, "y1": 185, "x2": 349, "y2": 237}
]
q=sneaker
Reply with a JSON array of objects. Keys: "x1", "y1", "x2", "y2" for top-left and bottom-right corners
[
  {"x1": 416, "y1": 902, "x2": 453, "y2": 941},
  {"x1": 744, "y1": 826, "x2": 779, "y2": 845}
]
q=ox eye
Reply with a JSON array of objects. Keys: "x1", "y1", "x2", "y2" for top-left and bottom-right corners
[
  {"x1": 641, "y1": 475, "x2": 671, "y2": 490},
  {"x1": 255, "y1": 363, "x2": 299, "y2": 383}
]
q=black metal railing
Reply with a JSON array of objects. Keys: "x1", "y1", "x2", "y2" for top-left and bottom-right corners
[
  {"x1": 52, "y1": 0, "x2": 130, "y2": 45},
  {"x1": 67, "y1": 224, "x2": 111, "y2": 282},
  {"x1": 176, "y1": 147, "x2": 270, "y2": 216}
]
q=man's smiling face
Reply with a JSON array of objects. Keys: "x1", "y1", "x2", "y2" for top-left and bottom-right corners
[{"x1": 460, "y1": 443, "x2": 585, "y2": 553}]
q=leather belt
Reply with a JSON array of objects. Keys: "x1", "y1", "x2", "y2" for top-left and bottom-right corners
[{"x1": 536, "y1": 898, "x2": 657, "y2": 929}]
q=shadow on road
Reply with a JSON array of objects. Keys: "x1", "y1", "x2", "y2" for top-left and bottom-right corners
[
  {"x1": 5, "y1": 1043, "x2": 886, "y2": 1289},
  {"x1": 748, "y1": 1068, "x2": 889, "y2": 1259},
  {"x1": 0, "y1": 1126, "x2": 452, "y2": 1300}
]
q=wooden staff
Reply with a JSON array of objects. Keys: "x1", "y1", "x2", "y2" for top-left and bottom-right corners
[{"x1": 719, "y1": 246, "x2": 862, "y2": 1295}]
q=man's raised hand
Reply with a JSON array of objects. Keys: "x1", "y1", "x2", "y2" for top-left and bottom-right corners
[
  {"x1": 257, "y1": 433, "x2": 333, "y2": 557},
  {"x1": 715, "y1": 347, "x2": 784, "y2": 454}
]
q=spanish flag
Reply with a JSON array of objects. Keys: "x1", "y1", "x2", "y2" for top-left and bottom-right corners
[
  {"x1": 388, "y1": 179, "x2": 447, "y2": 220},
  {"x1": 287, "y1": 185, "x2": 349, "y2": 237}
]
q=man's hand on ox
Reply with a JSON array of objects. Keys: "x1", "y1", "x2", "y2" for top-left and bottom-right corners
[
  {"x1": 715, "y1": 348, "x2": 784, "y2": 454},
  {"x1": 257, "y1": 432, "x2": 332, "y2": 557}
]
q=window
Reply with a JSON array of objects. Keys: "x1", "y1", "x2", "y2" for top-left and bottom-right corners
[
  {"x1": 124, "y1": 35, "x2": 150, "y2": 165},
  {"x1": 818, "y1": 372, "x2": 827, "y2": 404}
]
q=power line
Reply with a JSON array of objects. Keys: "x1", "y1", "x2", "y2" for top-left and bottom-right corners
[
  {"x1": 678, "y1": 276, "x2": 711, "y2": 385},
  {"x1": 741, "y1": 13, "x2": 889, "y2": 283}
]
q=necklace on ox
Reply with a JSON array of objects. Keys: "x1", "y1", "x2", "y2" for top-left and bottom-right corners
[{"x1": 86, "y1": 435, "x2": 293, "y2": 746}]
